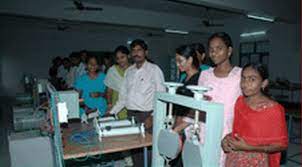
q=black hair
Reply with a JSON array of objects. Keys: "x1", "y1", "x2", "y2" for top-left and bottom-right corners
[
  {"x1": 208, "y1": 32, "x2": 233, "y2": 48},
  {"x1": 129, "y1": 39, "x2": 155, "y2": 64},
  {"x1": 86, "y1": 55, "x2": 100, "y2": 64},
  {"x1": 175, "y1": 45, "x2": 199, "y2": 69},
  {"x1": 191, "y1": 43, "x2": 205, "y2": 55},
  {"x1": 103, "y1": 55, "x2": 114, "y2": 64},
  {"x1": 114, "y1": 45, "x2": 130, "y2": 56},
  {"x1": 48, "y1": 66, "x2": 58, "y2": 77},
  {"x1": 52, "y1": 56, "x2": 62, "y2": 65},
  {"x1": 130, "y1": 39, "x2": 148, "y2": 50},
  {"x1": 69, "y1": 52, "x2": 79, "y2": 58},
  {"x1": 191, "y1": 42, "x2": 207, "y2": 64},
  {"x1": 85, "y1": 55, "x2": 101, "y2": 73},
  {"x1": 79, "y1": 50, "x2": 88, "y2": 54},
  {"x1": 242, "y1": 63, "x2": 268, "y2": 81},
  {"x1": 62, "y1": 57, "x2": 70, "y2": 62},
  {"x1": 62, "y1": 57, "x2": 71, "y2": 69},
  {"x1": 242, "y1": 63, "x2": 269, "y2": 95}
]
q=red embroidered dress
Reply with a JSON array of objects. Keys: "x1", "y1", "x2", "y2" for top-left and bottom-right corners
[{"x1": 226, "y1": 96, "x2": 288, "y2": 167}]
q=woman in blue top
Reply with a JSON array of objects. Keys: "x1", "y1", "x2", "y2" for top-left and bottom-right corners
[{"x1": 74, "y1": 55, "x2": 107, "y2": 117}]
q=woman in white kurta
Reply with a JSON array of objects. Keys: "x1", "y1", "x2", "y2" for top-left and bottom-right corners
[{"x1": 104, "y1": 45, "x2": 130, "y2": 119}]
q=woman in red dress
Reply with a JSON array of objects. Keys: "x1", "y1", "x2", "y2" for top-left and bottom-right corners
[{"x1": 222, "y1": 63, "x2": 288, "y2": 167}]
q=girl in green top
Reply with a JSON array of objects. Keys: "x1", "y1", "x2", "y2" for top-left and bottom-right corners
[{"x1": 104, "y1": 45, "x2": 130, "y2": 119}]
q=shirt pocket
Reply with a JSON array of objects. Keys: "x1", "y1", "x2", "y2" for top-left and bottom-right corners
[{"x1": 137, "y1": 74, "x2": 153, "y2": 94}]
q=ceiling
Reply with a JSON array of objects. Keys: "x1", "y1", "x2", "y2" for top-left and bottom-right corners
[
  {"x1": 0, "y1": 0, "x2": 299, "y2": 34},
  {"x1": 83, "y1": 0, "x2": 240, "y2": 20},
  {"x1": 0, "y1": 0, "x2": 241, "y2": 34},
  {"x1": 69, "y1": 0, "x2": 300, "y2": 23}
]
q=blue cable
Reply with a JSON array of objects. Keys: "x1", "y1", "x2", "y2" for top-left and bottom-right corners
[
  {"x1": 69, "y1": 130, "x2": 103, "y2": 162},
  {"x1": 70, "y1": 130, "x2": 97, "y2": 145}
]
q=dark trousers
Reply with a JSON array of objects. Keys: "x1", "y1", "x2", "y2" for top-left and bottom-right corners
[
  {"x1": 127, "y1": 110, "x2": 153, "y2": 167},
  {"x1": 127, "y1": 110, "x2": 153, "y2": 133}
]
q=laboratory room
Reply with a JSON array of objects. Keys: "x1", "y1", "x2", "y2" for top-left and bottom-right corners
[{"x1": 0, "y1": 0, "x2": 300, "y2": 167}]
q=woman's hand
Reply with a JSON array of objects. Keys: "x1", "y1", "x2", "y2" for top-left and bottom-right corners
[
  {"x1": 173, "y1": 120, "x2": 189, "y2": 133},
  {"x1": 90, "y1": 92, "x2": 105, "y2": 98},
  {"x1": 221, "y1": 133, "x2": 233, "y2": 153},
  {"x1": 85, "y1": 107, "x2": 97, "y2": 115},
  {"x1": 104, "y1": 103, "x2": 114, "y2": 116},
  {"x1": 107, "y1": 103, "x2": 113, "y2": 111},
  {"x1": 173, "y1": 125, "x2": 183, "y2": 133},
  {"x1": 203, "y1": 95, "x2": 212, "y2": 101},
  {"x1": 228, "y1": 134, "x2": 251, "y2": 151}
]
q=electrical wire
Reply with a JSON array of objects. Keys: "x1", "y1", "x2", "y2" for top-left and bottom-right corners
[
  {"x1": 69, "y1": 130, "x2": 102, "y2": 161},
  {"x1": 70, "y1": 130, "x2": 97, "y2": 145},
  {"x1": 49, "y1": 83, "x2": 101, "y2": 164}
]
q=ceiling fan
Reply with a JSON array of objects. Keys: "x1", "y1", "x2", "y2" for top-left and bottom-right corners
[
  {"x1": 56, "y1": 24, "x2": 70, "y2": 31},
  {"x1": 145, "y1": 32, "x2": 165, "y2": 37},
  {"x1": 202, "y1": 7, "x2": 224, "y2": 27},
  {"x1": 41, "y1": 23, "x2": 71, "y2": 31},
  {"x1": 65, "y1": 0, "x2": 103, "y2": 11}
]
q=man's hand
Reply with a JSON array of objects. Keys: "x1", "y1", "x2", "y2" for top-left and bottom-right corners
[
  {"x1": 104, "y1": 110, "x2": 114, "y2": 117},
  {"x1": 144, "y1": 116, "x2": 153, "y2": 129}
]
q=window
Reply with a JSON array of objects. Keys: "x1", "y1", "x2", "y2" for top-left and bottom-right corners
[{"x1": 239, "y1": 41, "x2": 270, "y2": 68}]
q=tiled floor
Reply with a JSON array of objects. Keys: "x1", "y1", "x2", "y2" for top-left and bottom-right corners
[
  {"x1": 281, "y1": 142, "x2": 301, "y2": 167},
  {"x1": 0, "y1": 96, "x2": 13, "y2": 167},
  {"x1": 0, "y1": 96, "x2": 300, "y2": 167}
]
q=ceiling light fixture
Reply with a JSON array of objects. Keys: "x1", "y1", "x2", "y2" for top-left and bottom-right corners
[
  {"x1": 247, "y1": 14, "x2": 274, "y2": 22},
  {"x1": 240, "y1": 31, "x2": 266, "y2": 37},
  {"x1": 164, "y1": 29, "x2": 189, "y2": 35}
]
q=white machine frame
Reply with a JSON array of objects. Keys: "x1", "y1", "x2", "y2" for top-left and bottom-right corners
[{"x1": 152, "y1": 89, "x2": 224, "y2": 167}]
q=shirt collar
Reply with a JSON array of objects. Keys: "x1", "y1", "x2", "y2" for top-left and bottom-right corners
[{"x1": 135, "y1": 60, "x2": 149, "y2": 70}]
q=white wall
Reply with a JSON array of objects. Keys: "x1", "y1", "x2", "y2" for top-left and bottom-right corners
[
  {"x1": 0, "y1": 22, "x2": 209, "y2": 96},
  {"x1": 1, "y1": 18, "x2": 299, "y2": 96},
  {"x1": 223, "y1": 17, "x2": 300, "y2": 83},
  {"x1": 222, "y1": 17, "x2": 300, "y2": 102},
  {"x1": 0, "y1": 0, "x2": 299, "y2": 96},
  {"x1": 269, "y1": 23, "x2": 300, "y2": 82}
]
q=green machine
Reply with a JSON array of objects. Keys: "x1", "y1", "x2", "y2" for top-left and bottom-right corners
[{"x1": 152, "y1": 83, "x2": 224, "y2": 167}]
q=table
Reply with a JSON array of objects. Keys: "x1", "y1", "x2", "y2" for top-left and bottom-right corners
[{"x1": 62, "y1": 122, "x2": 152, "y2": 166}]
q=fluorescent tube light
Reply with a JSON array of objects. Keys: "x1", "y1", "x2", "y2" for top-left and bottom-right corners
[
  {"x1": 164, "y1": 29, "x2": 189, "y2": 35},
  {"x1": 127, "y1": 40, "x2": 132, "y2": 45},
  {"x1": 240, "y1": 31, "x2": 266, "y2": 37},
  {"x1": 247, "y1": 14, "x2": 274, "y2": 22}
]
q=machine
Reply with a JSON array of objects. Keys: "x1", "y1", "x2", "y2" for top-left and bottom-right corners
[
  {"x1": 94, "y1": 116, "x2": 145, "y2": 141},
  {"x1": 152, "y1": 83, "x2": 224, "y2": 167}
]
